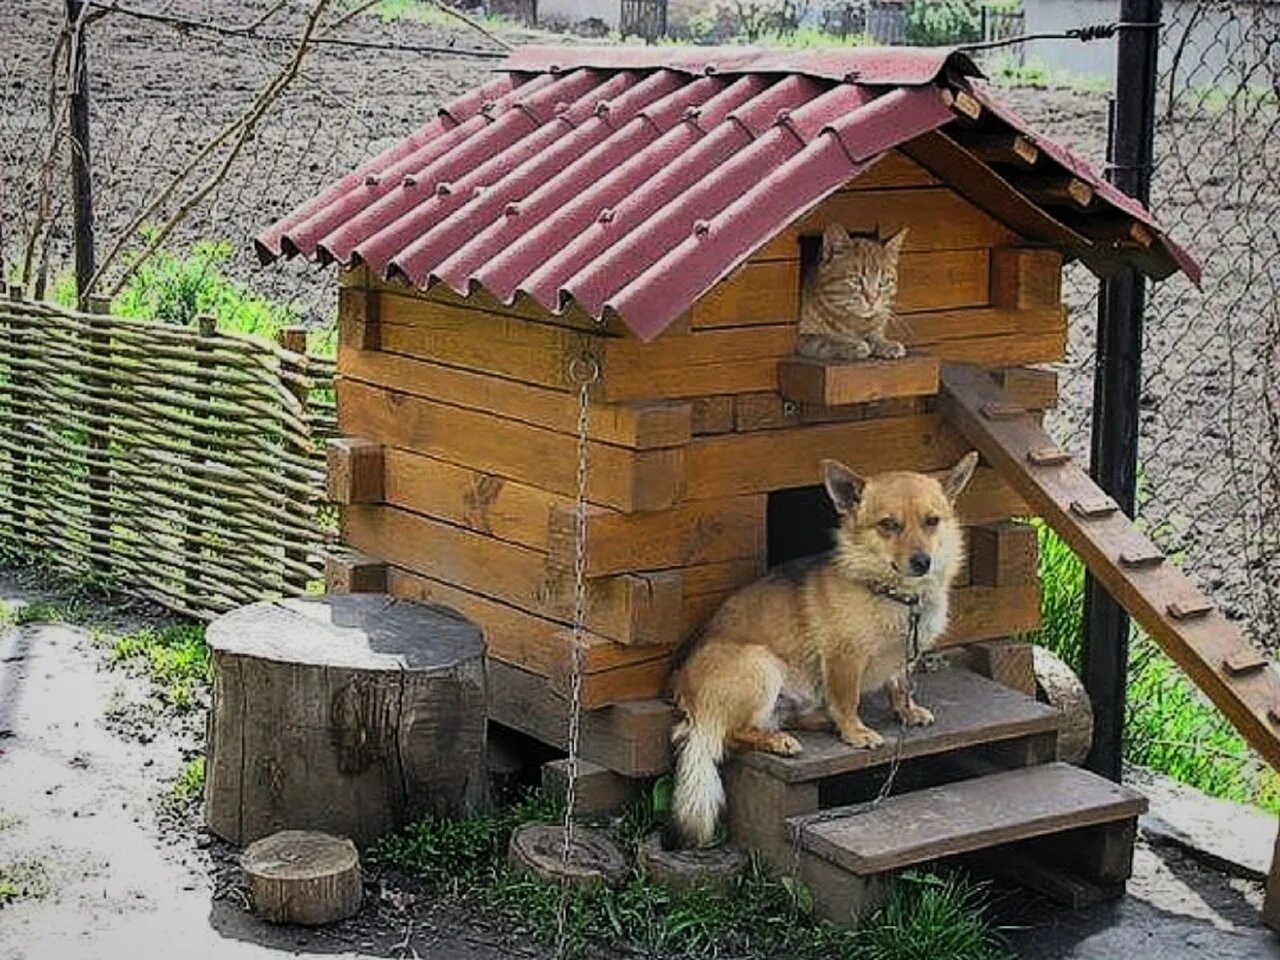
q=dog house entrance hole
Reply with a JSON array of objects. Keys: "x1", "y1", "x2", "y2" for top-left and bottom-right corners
[{"x1": 767, "y1": 485, "x2": 838, "y2": 568}]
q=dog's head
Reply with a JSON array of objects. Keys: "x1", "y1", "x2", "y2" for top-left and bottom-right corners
[{"x1": 821, "y1": 452, "x2": 979, "y2": 584}]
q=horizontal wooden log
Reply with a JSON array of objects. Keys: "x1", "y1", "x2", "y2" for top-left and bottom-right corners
[
  {"x1": 756, "y1": 187, "x2": 1017, "y2": 260},
  {"x1": 690, "y1": 395, "x2": 736, "y2": 435},
  {"x1": 599, "y1": 325, "x2": 795, "y2": 402},
  {"x1": 951, "y1": 467, "x2": 1031, "y2": 526},
  {"x1": 548, "y1": 496, "x2": 766, "y2": 577},
  {"x1": 488, "y1": 659, "x2": 674, "y2": 775},
  {"x1": 990, "y1": 248, "x2": 1063, "y2": 311},
  {"x1": 733, "y1": 393, "x2": 920, "y2": 432},
  {"x1": 685, "y1": 259, "x2": 798, "y2": 329},
  {"x1": 338, "y1": 379, "x2": 685, "y2": 513},
  {"x1": 326, "y1": 437, "x2": 383, "y2": 505},
  {"x1": 382, "y1": 447, "x2": 566, "y2": 551},
  {"x1": 916, "y1": 330, "x2": 1067, "y2": 367},
  {"x1": 938, "y1": 583, "x2": 1042, "y2": 648},
  {"x1": 778, "y1": 355, "x2": 940, "y2": 407},
  {"x1": 686, "y1": 413, "x2": 971, "y2": 499},
  {"x1": 386, "y1": 567, "x2": 669, "y2": 689},
  {"x1": 969, "y1": 520, "x2": 1039, "y2": 587},
  {"x1": 337, "y1": 340, "x2": 691, "y2": 450},
  {"x1": 345, "y1": 505, "x2": 682, "y2": 646}
]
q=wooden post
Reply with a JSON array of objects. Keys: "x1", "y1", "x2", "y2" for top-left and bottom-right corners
[
  {"x1": 276, "y1": 326, "x2": 310, "y2": 592},
  {"x1": 1084, "y1": 0, "x2": 1161, "y2": 782},
  {"x1": 65, "y1": 0, "x2": 95, "y2": 307},
  {"x1": 1264, "y1": 819, "x2": 1280, "y2": 932},
  {"x1": 185, "y1": 314, "x2": 216, "y2": 604}
]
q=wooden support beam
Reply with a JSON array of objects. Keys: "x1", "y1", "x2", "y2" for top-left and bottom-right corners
[
  {"x1": 338, "y1": 285, "x2": 380, "y2": 350},
  {"x1": 969, "y1": 520, "x2": 1038, "y2": 587},
  {"x1": 964, "y1": 639, "x2": 1038, "y2": 697},
  {"x1": 990, "y1": 248, "x2": 1063, "y2": 311},
  {"x1": 326, "y1": 438, "x2": 384, "y2": 505},
  {"x1": 939, "y1": 362, "x2": 1280, "y2": 773},
  {"x1": 1018, "y1": 176, "x2": 1096, "y2": 209},
  {"x1": 324, "y1": 548, "x2": 388, "y2": 594},
  {"x1": 942, "y1": 87, "x2": 983, "y2": 121},
  {"x1": 956, "y1": 132, "x2": 1040, "y2": 167},
  {"x1": 993, "y1": 367, "x2": 1059, "y2": 411}
]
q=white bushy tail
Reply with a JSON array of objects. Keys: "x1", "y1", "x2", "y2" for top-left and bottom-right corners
[{"x1": 671, "y1": 719, "x2": 726, "y2": 847}]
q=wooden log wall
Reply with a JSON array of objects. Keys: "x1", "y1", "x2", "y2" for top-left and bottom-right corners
[{"x1": 329, "y1": 151, "x2": 1063, "y2": 722}]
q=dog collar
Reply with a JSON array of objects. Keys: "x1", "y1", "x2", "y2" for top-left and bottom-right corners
[
  {"x1": 865, "y1": 582, "x2": 924, "y2": 663},
  {"x1": 866, "y1": 582, "x2": 921, "y2": 608}
]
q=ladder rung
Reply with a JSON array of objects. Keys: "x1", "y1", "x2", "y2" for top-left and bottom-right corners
[
  {"x1": 1070, "y1": 497, "x2": 1119, "y2": 519},
  {"x1": 1167, "y1": 597, "x2": 1213, "y2": 620},
  {"x1": 1223, "y1": 649, "x2": 1269, "y2": 676},
  {"x1": 1119, "y1": 547, "x2": 1164, "y2": 569},
  {"x1": 1027, "y1": 446, "x2": 1071, "y2": 466}
]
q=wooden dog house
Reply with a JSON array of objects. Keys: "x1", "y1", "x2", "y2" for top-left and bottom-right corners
[{"x1": 256, "y1": 46, "x2": 1218, "y2": 918}]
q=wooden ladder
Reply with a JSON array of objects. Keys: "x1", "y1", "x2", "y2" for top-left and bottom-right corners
[
  {"x1": 726, "y1": 667, "x2": 1146, "y2": 922},
  {"x1": 938, "y1": 361, "x2": 1280, "y2": 928}
]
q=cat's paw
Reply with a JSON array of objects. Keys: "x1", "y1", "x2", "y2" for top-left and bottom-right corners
[
  {"x1": 871, "y1": 339, "x2": 907, "y2": 360},
  {"x1": 835, "y1": 339, "x2": 873, "y2": 361}
]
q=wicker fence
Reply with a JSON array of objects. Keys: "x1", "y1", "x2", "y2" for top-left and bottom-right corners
[{"x1": 0, "y1": 292, "x2": 336, "y2": 619}]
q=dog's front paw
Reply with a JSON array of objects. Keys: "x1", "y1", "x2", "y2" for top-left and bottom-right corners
[
  {"x1": 839, "y1": 725, "x2": 885, "y2": 750},
  {"x1": 768, "y1": 732, "x2": 803, "y2": 756},
  {"x1": 900, "y1": 704, "x2": 935, "y2": 727}
]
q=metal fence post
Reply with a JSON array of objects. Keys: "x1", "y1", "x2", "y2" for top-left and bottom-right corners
[
  {"x1": 66, "y1": 0, "x2": 95, "y2": 307},
  {"x1": 1083, "y1": 0, "x2": 1163, "y2": 782}
]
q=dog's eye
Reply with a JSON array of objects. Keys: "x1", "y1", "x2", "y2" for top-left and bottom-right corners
[
  {"x1": 923, "y1": 515, "x2": 940, "y2": 528},
  {"x1": 877, "y1": 517, "x2": 901, "y2": 534}
]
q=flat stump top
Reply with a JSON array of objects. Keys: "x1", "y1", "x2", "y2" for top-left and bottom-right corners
[
  {"x1": 241, "y1": 830, "x2": 359, "y2": 881},
  {"x1": 206, "y1": 594, "x2": 483, "y2": 670}
]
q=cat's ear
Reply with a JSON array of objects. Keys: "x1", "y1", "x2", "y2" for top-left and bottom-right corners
[
  {"x1": 822, "y1": 459, "x2": 866, "y2": 515},
  {"x1": 821, "y1": 223, "x2": 852, "y2": 262},
  {"x1": 882, "y1": 227, "x2": 908, "y2": 257}
]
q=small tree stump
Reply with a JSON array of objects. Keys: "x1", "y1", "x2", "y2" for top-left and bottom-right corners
[
  {"x1": 508, "y1": 824, "x2": 628, "y2": 888},
  {"x1": 242, "y1": 830, "x2": 362, "y2": 925},
  {"x1": 638, "y1": 833, "x2": 746, "y2": 892},
  {"x1": 205, "y1": 594, "x2": 486, "y2": 846},
  {"x1": 1033, "y1": 645, "x2": 1094, "y2": 765}
]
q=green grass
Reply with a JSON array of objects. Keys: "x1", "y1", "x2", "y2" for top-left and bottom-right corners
[
  {"x1": 0, "y1": 598, "x2": 91, "y2": 627},
  {"x1": 986, "y1": 55, "x2": 1111, "y2": 95},
  {"x1": 1028, "y1": 520, "x2": 1280, "y2": 812},
  {"x1": 359, "y1": 0, "x2": 510, "y2": 33},
  {"x1": 168, "y1": 757, "x2": 206, "y2": 806},
  {"x1": 377, "y1": 785, "x2": 1010, "y2": 960},
  {"x1": 105, "y1": 622, "x2": 211, "y2": 711}
]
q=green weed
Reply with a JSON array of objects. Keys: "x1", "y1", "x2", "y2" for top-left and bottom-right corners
[
  {"x1": 168, "y1": 757, "x2": 206, "y2": 806},
  {"x1": 106, "y1": 623, "x2": 210, "y2": 711},
  {"x1": 1028, "y1": 521, "x2": 1280, "y2": 812},
  {"x1": 0, "y1": 598, "x2": 89, "y2": 627}
]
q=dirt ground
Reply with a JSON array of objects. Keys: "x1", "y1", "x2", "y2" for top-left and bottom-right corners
[{"x1": 2, "y1": 572, "x2": 1279, "y2": 960}]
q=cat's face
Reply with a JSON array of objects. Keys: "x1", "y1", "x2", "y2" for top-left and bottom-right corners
[{"x1": 814, "y1": 224, "x2": 908, "y2": 316}]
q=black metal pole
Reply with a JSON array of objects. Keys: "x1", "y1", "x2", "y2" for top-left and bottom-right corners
[
  {"x1": 1082, "y1": 0, "x2": 1162, "y2": 782},
  {"x1": 67, "y1": 0, "x2": 95, "y2": 306}
]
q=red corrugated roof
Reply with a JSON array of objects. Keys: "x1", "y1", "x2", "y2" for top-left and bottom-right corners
[{"x1": 256, "y1": 44, "x2": 1198, "y2": 342}]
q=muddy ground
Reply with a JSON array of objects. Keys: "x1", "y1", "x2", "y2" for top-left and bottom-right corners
[{"x1": 2, "y1": 573, "x2": 1279, "y2": 960}]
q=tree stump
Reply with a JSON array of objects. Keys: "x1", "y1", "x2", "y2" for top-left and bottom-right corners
[
  {"x1": 638, "y1": 833, "x2": 746, "y2": 892},
  {"x1": 508, "y1": 824, "x2": 628, "y2": 888},
  {"x1": 205, "y1": 594, "x2": 486, "y2": 847},
  {"x1": 1032, "y1": 645, "x2": 1094, "y2": 765},
  {"x1": 242, "y1": 830, "x2": 362, "y2": 926}
]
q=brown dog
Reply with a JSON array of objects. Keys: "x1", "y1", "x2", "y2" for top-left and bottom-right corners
[{"x1": 669, "y1": 452, "x2": 979, "y2": 847}]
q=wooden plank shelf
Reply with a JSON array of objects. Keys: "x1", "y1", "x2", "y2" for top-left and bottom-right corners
[
  {"x1": 792, "y1": 762, "x2": 1146, "y2": 876},
  {"x1": 733, "y1": 668, "x2": 1058, "y2": 783},
  {"x1": 777, "y1": 354, "x2": 940, "y2": 407}
]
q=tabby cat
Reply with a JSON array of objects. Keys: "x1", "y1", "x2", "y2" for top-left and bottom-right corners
[{"x1": 797, "y1": 224, "x2": 908, "y2": 361}]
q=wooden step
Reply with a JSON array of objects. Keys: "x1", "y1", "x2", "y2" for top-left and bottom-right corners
[
  {"x1": 734, "y1": 668, "x2": 1058, "y2": 783},
  {"x1": 792, "y1": 762, "x2": 1146, "y2": 875}
]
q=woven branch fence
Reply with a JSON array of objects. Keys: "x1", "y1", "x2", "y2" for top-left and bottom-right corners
[{"x1": 0, "y1": 291, "x2": 336, "y2": 619}]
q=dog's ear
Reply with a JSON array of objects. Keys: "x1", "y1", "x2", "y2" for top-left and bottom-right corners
[
  {"x1": 942, "y1": 451, "x2": 979, "y2": 502},
  {"x1": 821, "y1": 223, "x2": 852, "y2": 262},
  {"x1": 822, "y1": 459, "x2": 865, "y2": 515}
]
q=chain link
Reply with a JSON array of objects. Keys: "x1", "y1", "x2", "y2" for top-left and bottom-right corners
[{"x1": 555, "y1": 352, "x2": 598, "y2": 958}]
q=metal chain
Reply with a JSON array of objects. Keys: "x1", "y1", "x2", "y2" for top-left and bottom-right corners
[
  {"x1": 555, "y1": 352, "x2": 598, "y2": 958},
  {"x1": 788, "y1": 606, "x2": 922, "y2": 868}
]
